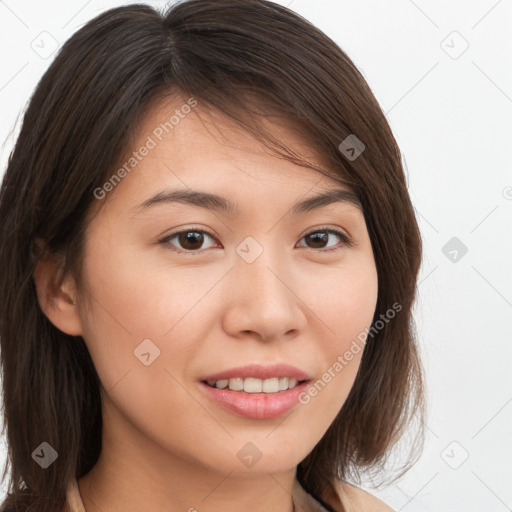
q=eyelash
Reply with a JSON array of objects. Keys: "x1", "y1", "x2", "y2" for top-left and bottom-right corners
[{"x1": 159, "y1": 225, "x2": 353, "y2": 255}]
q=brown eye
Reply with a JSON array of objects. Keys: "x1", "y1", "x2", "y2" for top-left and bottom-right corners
[
  {"x1": 297, "y1": 228, "x2": 352, "y2": 252},
  {"x1": 304, "y1": 231, "x2": 329, "y2": 249},
  {"x1": 177, "y1": 231, "x2": 205, "y2": 251},
  {"x1": 161, "y1": 229, "x2": 219, "y2": 253}
]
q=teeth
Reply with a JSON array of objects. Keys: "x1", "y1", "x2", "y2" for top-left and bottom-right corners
[
  {"x1": 262, "y1": 378, "x2": 279, "y2": 393},
  {"x1": 215, "y1": 379, "x2": 229, "y2": 389},
  {"x1": 229, "y1": 378, "x2": 244, "y2": 391},
  {"x1": 206, "y1": 377, "x2": 303, "y2": 392}
]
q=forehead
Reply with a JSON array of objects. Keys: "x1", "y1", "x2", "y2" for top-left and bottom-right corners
[{"x1": 93, "y1": 92, "x2": 358, "y2": 219}]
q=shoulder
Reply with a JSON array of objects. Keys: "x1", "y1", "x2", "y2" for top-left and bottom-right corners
[{"x1": 334, "y1": 480, "x2": 395, "y2": 512}]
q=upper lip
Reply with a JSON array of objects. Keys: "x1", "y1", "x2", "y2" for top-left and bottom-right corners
[{"x1": 200, "y1": 363, "x2": 312, "y2": 382}]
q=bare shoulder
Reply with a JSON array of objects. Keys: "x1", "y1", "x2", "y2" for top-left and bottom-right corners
[{"x1": 335, "y1": 480, "x2": 395, "y2": 512}]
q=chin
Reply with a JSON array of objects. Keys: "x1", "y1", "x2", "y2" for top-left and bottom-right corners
[{"x1": 203, "y1": 437, "x2": 312, "y2": 475}]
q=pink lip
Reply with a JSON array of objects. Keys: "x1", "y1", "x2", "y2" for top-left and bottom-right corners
[
  {"x1": 198, "y1": 380, "x2": 310, "y2": 420},
  {"x1": 199, "y1": 363, "x2": 312, "y2": 382}
]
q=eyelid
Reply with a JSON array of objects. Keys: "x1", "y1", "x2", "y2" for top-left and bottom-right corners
[
  {"x1": 299, "y1": 225, "x2": 353, "y2": 248},
  {"x1": 304, "y1": 226, "x2": 353, "y2": 253},
  {"x1": 159, "y1": 224, "x2": 353, "y2": 254}
]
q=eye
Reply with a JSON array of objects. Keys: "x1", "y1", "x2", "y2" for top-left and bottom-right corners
[
  {"x1": 159, "y1": 226, "x2": 352, "y2": 254},
  {"x1": 160, "y1": 228, "x2": 219, "y2": 254},
  {"x1": 297, "y1": 227, "x2": 352, "y2": 252}
]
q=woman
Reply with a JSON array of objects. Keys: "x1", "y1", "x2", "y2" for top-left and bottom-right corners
[{"x1": 0, "y1": 1, "x2": 424, "y2": 511}]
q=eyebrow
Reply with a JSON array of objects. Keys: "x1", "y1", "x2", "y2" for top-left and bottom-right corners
[{"x1": 131, "y1": 187, "x2": 361, "y2": 216}]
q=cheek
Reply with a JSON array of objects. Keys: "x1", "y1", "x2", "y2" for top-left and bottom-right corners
[
  {"x1": 77, "y1": 237, "x2": 225, "y2": 407},
  {"x1": 77, "y1": 243, "x2": 214, "y2": 460},
  {"x1": 310, "y1": 259, "x2": 379, "y2": 352},
  {"x1": 79, "y1": 235, "x2": 199, "y2": 340},
  {"x1": 297, "y1": 260, "x2": 378, "y2": 416},
  {"x1": 76, "y1": 237, "x2": 169, "y2": 388}
]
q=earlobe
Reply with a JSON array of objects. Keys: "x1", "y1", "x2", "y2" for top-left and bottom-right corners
[{"x1": 33, "y1": 251, "x2": 83, "y2": 336}]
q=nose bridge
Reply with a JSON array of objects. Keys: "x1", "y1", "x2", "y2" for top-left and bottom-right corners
[
  {"x1": 225, "y1": 233, "x2": 303, "y2": 339},
  {"x1": 235, "y1": 232, "x2": 290, "y2": 300}
]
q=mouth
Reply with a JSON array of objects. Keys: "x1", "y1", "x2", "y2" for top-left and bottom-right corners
[
  {"x1": 198, "y1": 376, "x2": 312, "y2": 420},
  {"x1": 201, "y1": 376, "x2": 309, "y2": 393},
  {"x1": 197, "y1": 363, "x2": 313, "y2": 420}
]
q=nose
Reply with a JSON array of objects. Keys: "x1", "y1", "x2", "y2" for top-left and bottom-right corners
[{"x1": 221, "y1": 245, "x2": 307, "y2": 343}]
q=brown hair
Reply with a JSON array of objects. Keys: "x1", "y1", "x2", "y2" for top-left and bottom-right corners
[{"x1": 0, "y1": 1, "x2": 424, "y2": 510}]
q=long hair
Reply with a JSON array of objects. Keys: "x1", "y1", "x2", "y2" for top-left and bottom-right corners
[{"x1": 0, "y1": 1, "x2": 424, "y2": 510}]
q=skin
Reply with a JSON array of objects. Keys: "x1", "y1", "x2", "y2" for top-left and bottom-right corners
[{"x1": 35, "y1": 93, "x2": 379, "y2": 512}]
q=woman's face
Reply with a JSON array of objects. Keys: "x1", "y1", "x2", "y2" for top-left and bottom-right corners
[{"x1": 74, "y1": 94, "x2": 378, "y2": 476}]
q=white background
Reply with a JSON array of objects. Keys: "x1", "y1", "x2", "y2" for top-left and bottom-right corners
[{"x1": 1, "y1": 1, "x2": 511, "y2": 510}]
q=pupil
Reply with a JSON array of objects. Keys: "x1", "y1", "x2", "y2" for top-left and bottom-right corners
[
  {"x1": 180, "y1": 231, "x2": 203, "y2": 250},
  {"x1": 308, "y1": 232, "x2": 327, "y2": 248}
]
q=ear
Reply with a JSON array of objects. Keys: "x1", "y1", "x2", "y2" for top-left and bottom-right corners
[{"x1": 33, "y1": 244, "x2": 83, "y2": 336}]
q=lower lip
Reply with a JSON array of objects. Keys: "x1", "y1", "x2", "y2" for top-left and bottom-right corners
[{"x1": 198, "y1": 380, "x2": 310, "y2": 420}]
